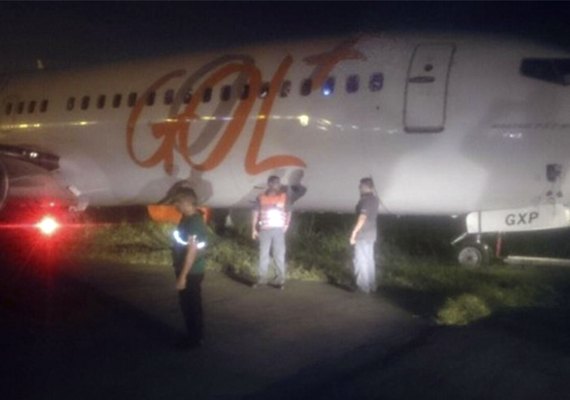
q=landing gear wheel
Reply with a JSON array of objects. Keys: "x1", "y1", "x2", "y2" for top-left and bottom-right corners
[{"x1": 457, "y1": 242, "x2": 490, "y2": 267}]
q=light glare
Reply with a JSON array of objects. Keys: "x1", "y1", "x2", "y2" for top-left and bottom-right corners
[{"x1": 36, "y1": 216, "x2": 60, "y2": 236}]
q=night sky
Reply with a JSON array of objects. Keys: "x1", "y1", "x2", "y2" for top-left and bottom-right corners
[{"x1": 1, "y1": 2, "x2": 570, "y2": 73}]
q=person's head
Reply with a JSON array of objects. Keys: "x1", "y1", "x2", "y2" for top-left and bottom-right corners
[
  {"x1": 171, "y1": 188, "x2": 199, "y2": 215},
  {"x1": 359, "y1": 177, "x2": 375, "y2": 194},
  {"x1": 267, "y1": 175, "x2": 281, "y2": 193}
]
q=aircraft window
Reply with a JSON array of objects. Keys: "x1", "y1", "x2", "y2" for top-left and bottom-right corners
[
  {"x1": 346, "y1": 75, "x2": 360, "y2": 93},
  {"x1": 369, "y1": 73, "x2": 384, "y2": 92},
  {"x1": 183, "y1": 90, "x2": 192, "y2": 104},
  {"x1": 280, "y1": 80, "x2": 291, "y2": 97},
  {"x1": 17, "y1": 102, "x2": 24, "y2": 114},
  {"x1": 5, "y1": 103, "x2": 12, "y2": 115},
  {"x1": 81, "y1": 96, "x2": 90, "y2": 110},
  {"x1": 67, "y1": 97, "x2": 75, "y2": 111},
  {"x1": 28, "y1": 101, "x2": 36, "y2": 113},
  {"x1": 520, "y1": 58, "x2": 570, "y2": 86},
  {"x1": 40, "y1": 100, "x2": 48, "y2": 113},
  {"x1": 164, "y1": 89, "x2": 174, "y2": 105},
  {"x1": 322, "y1": 77, "x2": 335, "y2": 96},
  {"x1": 97, "y1": 95, "x2": 106, "y2": 109},
  {"x1": 113, "y1": 94, "x2": 122, "y2": 108},
  {"x1": 301, "y1": 79, "x2": 312, "y2": 96},
  {"x1": 221, "y1": 85, "x2": 232, "y2": 101},
  {"x1": 128, "y1": 92, "x2": 137, "y2": 107},
  {"x1": 241, "y1": 84, "x2": 250, "y2": 100},
  {"x1": 203, "y1": 87, "x2": 212, "y2": 103},
  {"x1": 146, "y1": 91, "x2": 156, "y2": 106},
  {"x1": 259, "y1": 82, "x2": 270, "y2": 99}
]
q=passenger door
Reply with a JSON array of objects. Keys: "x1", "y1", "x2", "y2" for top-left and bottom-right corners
[{"x1": 404, "y1": 44, "x2": 455, "y2": 133}]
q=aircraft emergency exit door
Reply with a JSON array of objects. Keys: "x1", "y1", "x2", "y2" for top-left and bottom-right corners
[{"x1": 404, "y1": 44, "x2": 455, "y2": 133}]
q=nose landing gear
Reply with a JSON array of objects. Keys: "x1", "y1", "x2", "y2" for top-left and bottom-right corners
[{"x1": 457, "y1": 241, "x2": 491, "y2": 267}]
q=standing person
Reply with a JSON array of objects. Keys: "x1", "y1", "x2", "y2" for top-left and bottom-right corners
[
  {"x1": 168, "y1": 188, "x2": 208, "y2": 349},
  {"x1": 252, "y1": 175, "x2": 290, "y2": 290},
  {"x1": 349, "y1": 177, "x2": 380, "y2": 293}
]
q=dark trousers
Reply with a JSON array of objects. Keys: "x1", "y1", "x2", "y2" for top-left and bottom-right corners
[{"x1": 178, "y1": 274, "x2": 204, "y2": 343}]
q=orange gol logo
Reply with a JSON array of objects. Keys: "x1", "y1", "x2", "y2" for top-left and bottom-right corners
[{"x1": 126, "y1": 37, "x2": 365, "y2": 176}]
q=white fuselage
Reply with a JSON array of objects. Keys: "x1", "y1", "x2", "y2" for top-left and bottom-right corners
[{"x1": 1, "y1": 32, "x2": 569, "y2": 216}]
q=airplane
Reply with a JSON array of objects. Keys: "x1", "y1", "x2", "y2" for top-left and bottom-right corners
[{"x1": 1, "y1": 32, "x2": 570, "y2": 266}]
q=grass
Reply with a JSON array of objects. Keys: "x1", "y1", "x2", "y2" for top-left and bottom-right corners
[
  {"x1": 68, "y1": 220, "x2": 174, "y2": 266},
  {"x1": 381, "y1": 262, "x2": 564, "y2": 325},
  {"x1": 67, "y1": 212, "x2": 570, "y2": 326}
]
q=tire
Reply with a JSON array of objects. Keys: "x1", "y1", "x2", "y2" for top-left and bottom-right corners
[{"x1": 457, "y1": 242, "x2": 490, "y2": 267}]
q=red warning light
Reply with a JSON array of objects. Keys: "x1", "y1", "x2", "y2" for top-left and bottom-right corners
[{"x1": 35, "y1": 215, "x2": 60, "y2": 236}]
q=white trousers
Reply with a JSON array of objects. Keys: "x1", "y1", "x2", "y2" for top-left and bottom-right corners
[
  {"x1": 353, "y1": 239, "x2": 376, "y2": 293},
  {"x1": 258, "y1": 228, "x2": 287, "y2": 285}
]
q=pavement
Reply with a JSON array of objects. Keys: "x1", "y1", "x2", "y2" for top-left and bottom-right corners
[{"x1": 1, "y1": 255, "x2": 569, "y2": 400}]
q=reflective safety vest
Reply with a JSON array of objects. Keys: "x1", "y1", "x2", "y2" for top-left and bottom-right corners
[{"x1": 258, "y1": 192, "x2": 288, "y2": 229}]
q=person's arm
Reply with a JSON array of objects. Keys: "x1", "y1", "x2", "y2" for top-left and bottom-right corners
[
  {"x1": 283, "y1": 193, "x2": 291, "y2": 232},
  {"x1": 176, "y1": 238, "x2": 198, "y2": 290},
  {"x1": 284, "y1": 210, "x2": 292, "y2": 233},
  {"x1": 350, "y1": 214, "x2": 367, "y2": 245},
  {"x1": 252, "y1": 210, "x2": 259, "y2": 239}
]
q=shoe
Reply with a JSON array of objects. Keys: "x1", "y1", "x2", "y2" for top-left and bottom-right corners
[{"x1": 274, "y1": 283, "x2": 285, "y2": 290}]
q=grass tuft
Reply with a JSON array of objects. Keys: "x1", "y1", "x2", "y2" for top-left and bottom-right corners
[{"x1": 437, "y1": 293, "x2": 491, "y2": 325}]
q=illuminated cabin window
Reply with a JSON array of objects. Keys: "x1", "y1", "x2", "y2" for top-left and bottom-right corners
[
  {"x1": 322, "y1": 77, "x2": 335, "y2": 96},
  {"x1": 241, "y1": 84, "x2": 250, "y2": 100},
  {"x1": 113, "y1": 94, "x2": 122, "y2": 108},
  {"x1": 67, "y1": 97, "x2": 75, "y2": 111},
  {"x1": 301, "y1": 79, "x2": 312, "y2": 96},
  {"x1": 369, "y1": 73, "x2": 384, "y2": 92},
  {"x1": 97, "y1": 95, "x2": 106, "y2": 109},
  {"x1": 81, "y1": 96, "x2": 90, "y2": 110},
  {"x1": 346, "y1": 75, "x2": 359, "y2": 93},
  {"x1": 128, "y1": 92, "x2": 137, "y2": 107},
  {"x1": 17, "y1": 101, "x2": 24, "y2": 114},
  {"x1": 40, "y1": 100, "x2": 48, "y2": 113},
  {"x1": 183, "y1": 90, "x2": 192, "y2": 104},
  {"x1": 164, "y1": 89, "x2": 174, "y2": 105},
  {"x1": 5, "y1": 102, "x2": 12, "y2": 115},
  {"x1": 280, "y1": 80, "x2": 291, "y2": 98},
  {"x1": 146, "y1": 91, "x2": 156, "y2": 106},
  {"x1": 520, "y1": 58, "x2": 570, "y2": 85},
  {"x1": 28, "y1": 101, "x2": 36, "y2": 113},
  {"x1": 202, "y1": 87, "x2": 212, "y2": 103},
  {"x1": 221, "y1": 85, "x2": 232, "y2": 101},
  {"x1": 259, "y1": 82, "x2": 270, "y2": 99}
]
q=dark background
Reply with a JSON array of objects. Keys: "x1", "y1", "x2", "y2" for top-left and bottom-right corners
[{"x1": 1, "y1": 1, "x2": 570, "y2": 73}]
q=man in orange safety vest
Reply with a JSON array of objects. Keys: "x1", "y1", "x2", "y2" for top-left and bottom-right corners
[{"x1": 251, "y1": 175, "x2": 291, "y2": 290}]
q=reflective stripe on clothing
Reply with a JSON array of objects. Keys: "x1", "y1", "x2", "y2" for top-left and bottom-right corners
[
  {"x1": 258, "y1": 192, "x2": 288, "y2": 229},
  {"x1": 173, "y1": 230, "x2": 207, "y2": 249}
]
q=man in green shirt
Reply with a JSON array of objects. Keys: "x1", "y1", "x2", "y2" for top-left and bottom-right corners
[{"x1": 167, "y1": 188, "x2": 208, "y2": 349}]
